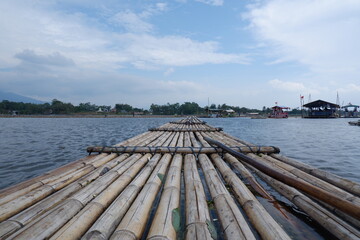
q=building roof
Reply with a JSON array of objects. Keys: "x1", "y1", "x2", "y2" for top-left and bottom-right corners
[
  {"x1": 272, "y1": 105, "x2": 290, "y2": 109},
  {"x1": 342, "y1": 104, "x2": 359, "y2": 108},
  {"x1": 303, "y1": 99, "x2": 340, "y2": 108}
]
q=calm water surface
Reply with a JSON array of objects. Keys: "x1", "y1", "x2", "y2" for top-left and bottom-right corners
[{"x1": 0, "y1": 117, "x2": 359, "y2": 190}]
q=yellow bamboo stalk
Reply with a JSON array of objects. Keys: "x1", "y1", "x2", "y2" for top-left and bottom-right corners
[
  {"x1": 147, "y1": 154, "x2": 183, "y2": 240},
  {"x1": 271, "y1": 153, "x2": 360, "y2": 197},
  {"x1": 7, "y1": 154, "x2": 143, "y2": 239},
  {"x1": 255, "y1": 154, "x2": 360, "y2": 206},
  {"x1": 0, "y1": 153, "x2": 131, "y2": 239},
  {"x1": 109, "y1": 154, "x2": 172, "y2": 240},
  {"x1": 0, "y1": 155, "x2": 97, "y2": 206},
  {"x1": 50, "y1": 153, "x2": 153, "y2": 240},
  {"x1": 82, "y1": 154, "x2": 164, "y2": 240}
]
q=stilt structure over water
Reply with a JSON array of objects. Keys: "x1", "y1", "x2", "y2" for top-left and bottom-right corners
[{"x1": 0, "y1": 117, "x2": 359, "y2": 240}]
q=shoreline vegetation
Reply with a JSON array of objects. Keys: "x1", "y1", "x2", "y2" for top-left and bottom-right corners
[
  {"x1": 0, "y1": 114, "x2": 303, "y2": 118},
  {"x1": 0, "y1": 99, "x2": 302, "y2": 117}
]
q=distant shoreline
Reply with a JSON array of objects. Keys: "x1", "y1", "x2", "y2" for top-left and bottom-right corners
[
  {"x1": 0, "y1": 114, "x2": 184, "y2": 118},
  {"x1": 0, "y1": 114, "x2": 303, "y2": 118}
]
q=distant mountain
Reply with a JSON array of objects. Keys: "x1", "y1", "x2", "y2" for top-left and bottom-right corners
[{"x1": 0, "y1": 90, "x2": 46, "y2": 104}]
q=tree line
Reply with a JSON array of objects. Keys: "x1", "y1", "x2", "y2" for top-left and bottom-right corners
[
  {"x1": 0, "y1": 99, "x2": 301, "y2": 115},
  {"x1": 0, "y1": 99, "x2": 111, "y2": 115}
]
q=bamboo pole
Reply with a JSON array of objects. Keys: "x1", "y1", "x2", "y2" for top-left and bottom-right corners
[
  {"x1": 50, "y1": 153, "x2": 153, "y2": 240},
  {"x1": 82, "y1": 154, "x2": 163, "y2": 240},
  {"x1": 163, "y1": 132, "x2": 177, "y2": 146},
  {"x1": 149, "y1": 132, "x2": 172, "y2": 147},
  {"x1": 257, "y1": 154, "x2": 360, "y2": 206},
  {"x1": 223, "y1": 153, "x2": 273, "y2": 200},
  {"x1": 0, "y1": 128, "x2": 155, "y2": 204},
  {"x1": 169, "y1": 132, "x2": 180, "y2": 147},
  {"x1": 7, "y1": 154, "x2": 144, "y2": 240},
  {"x1": 149, "y1": 128, "x2": 222, "y2": 132},
  {"x1": 0, "y1": 153, "x2": 131, "y2": 239},
  {"x1": 147, "y1": 154, "x2": 183, "y2": 240},
  {"x1": 204, "y1": 136, "x2": 360, "y2": 219},
  {"x1": 183, "y1": 154, "x2": 213, "y2": 240},
  {"x1": 110, "y1": 154, "x2": 172, "y2": 240},
  {"x1": 198, "y1": 154, "x2": 256, "y2": 240},
  {"x1": 250, "y1": 166, "x2": 360, "y2": 240},
  {"x1": 203, "y1": 133, "x2": 290, "y2": 212},
  {"x1": 0, "y1": 155, "x2": 97, "y2": 206},
  {"x1": 87, "y1": 146, "x2": 280, "y2": 155},
  {"x1": 210, "y1": 153, "x2": 291, "y2": 240},
  {"x1": 194, "y1": 132, "x2": 211, "y2": 147},
  {"x1": 177, "y1": 132, "x2": 184, "y2": 147},
  {"x1": 271, "y1": 153, "x2": 360, "y2": 197},
  {"x1": 189, "y1": 132, "x2": 201, "y2": 147}
]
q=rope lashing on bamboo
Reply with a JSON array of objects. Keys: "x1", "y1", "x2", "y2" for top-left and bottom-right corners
[
  {"x1": 86, "y1": 145, "x2": 280, "y2": 155},
  {"x1": 169, "y1": 121, "x2": 207, "y2": 125},
  {"x1": 203, "y1": 136, "x2": 360, "y2": 220},
  {"x1": 148, "y1": 127, "x2": 223, "y2": 132}
]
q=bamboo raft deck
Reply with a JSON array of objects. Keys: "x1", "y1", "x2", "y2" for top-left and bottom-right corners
[{"x1": 0, "y1": 117, "x2": 359, "y2": 240}]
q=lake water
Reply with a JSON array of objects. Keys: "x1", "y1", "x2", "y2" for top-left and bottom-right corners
[{"x1": 0, "y1": 117, "x2": 359, "y2": 190}]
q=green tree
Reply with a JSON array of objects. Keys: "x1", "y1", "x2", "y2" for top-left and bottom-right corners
[{"x1": 115, "y1": 103, "x2": 133, "y2": 113}]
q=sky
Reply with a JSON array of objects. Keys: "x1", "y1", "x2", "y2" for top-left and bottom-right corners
[{"x1": 0, "y1": 0, "x2": 360, "y2": 109}]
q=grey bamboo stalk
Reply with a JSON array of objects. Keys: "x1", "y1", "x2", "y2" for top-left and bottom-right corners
[
  {"x1": 0, "y1": 153, "x2": 120, "y2": 222},
  {"x1": 223, "y1": 153, "x2": 273, "y2": 200},
  {"x1": 198, "y1": 154, "x2": 256, "y2": 240},
  {"x1": 210, "y1": 153, "x2": 291, "y2": 240},
  {"x1": 250, "y1": 165, "x2": 360, "y2": 240},
  {"x1": 183, "y1": 154, "x2": 213, "y2": 240}
]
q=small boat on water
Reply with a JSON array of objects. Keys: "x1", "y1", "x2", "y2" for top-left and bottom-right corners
[
  {"x1": 0, "y1": 117, "x2": 359, "y2": 240},
  {"x1": 268, "y1": 105, "x2": 289, "y2": 118},
  {"x1": 348, "y1": 119, "x2": 360, "y2": 126}
]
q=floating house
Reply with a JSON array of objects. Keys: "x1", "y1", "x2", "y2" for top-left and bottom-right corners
[
  {"x1": 303, "y1": 100, "x2": 340, "y2": 118},
  {"x1": 268, "y1": 105, "x2": 289, "y2": 118},
  {"x1": 341, "y1": 104, "x2": 359, "y2": 118}
]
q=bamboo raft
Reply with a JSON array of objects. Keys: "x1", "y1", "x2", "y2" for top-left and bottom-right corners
[{"x1": 0, "y1": 117, "x2": 359, "y2": 240}]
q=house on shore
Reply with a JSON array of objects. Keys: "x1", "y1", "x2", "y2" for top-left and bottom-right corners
[
  {"x1": 303, "y1": 100, "x2": 340, "y2": 118},
  {"x1": 208, "y1": 109, "x2": 236, "y2": 117}
]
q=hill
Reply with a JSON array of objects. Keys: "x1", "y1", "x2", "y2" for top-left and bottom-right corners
[{"x1": 0, "y1": 90, "x2": 45, "y2": 104}]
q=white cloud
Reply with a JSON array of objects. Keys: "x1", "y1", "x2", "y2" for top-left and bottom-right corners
[
  {"x1": 111, "y1": 10, "x2": 153, "y2": 33},
  {"x1": 268, "y1": 79, "x2": 323, "y2": 96},
  {"x1": 337, "y1": 83, "x2": 360, "y2": 93},
  {"x1": 164, "y1": 68, "x2": 175, "y2": 76},
  {"x1": 0, "y1": 1, "x2": 246, "y2": 71},
  {"x1": 15, "y1": 50, "x2": 75, "y2": 67},
  {"x1": 269, "y1": 79, "x2": 306, "y2": 92},
  {"x1": 245, "y1": 0, "x2": 360, "y2": 74},
  {"x1": 118, "y1": 33, "x2": 249, "y2": 68},
  {"x1": 196, "y1": 0, "x2": 224, "y2": 6}
]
